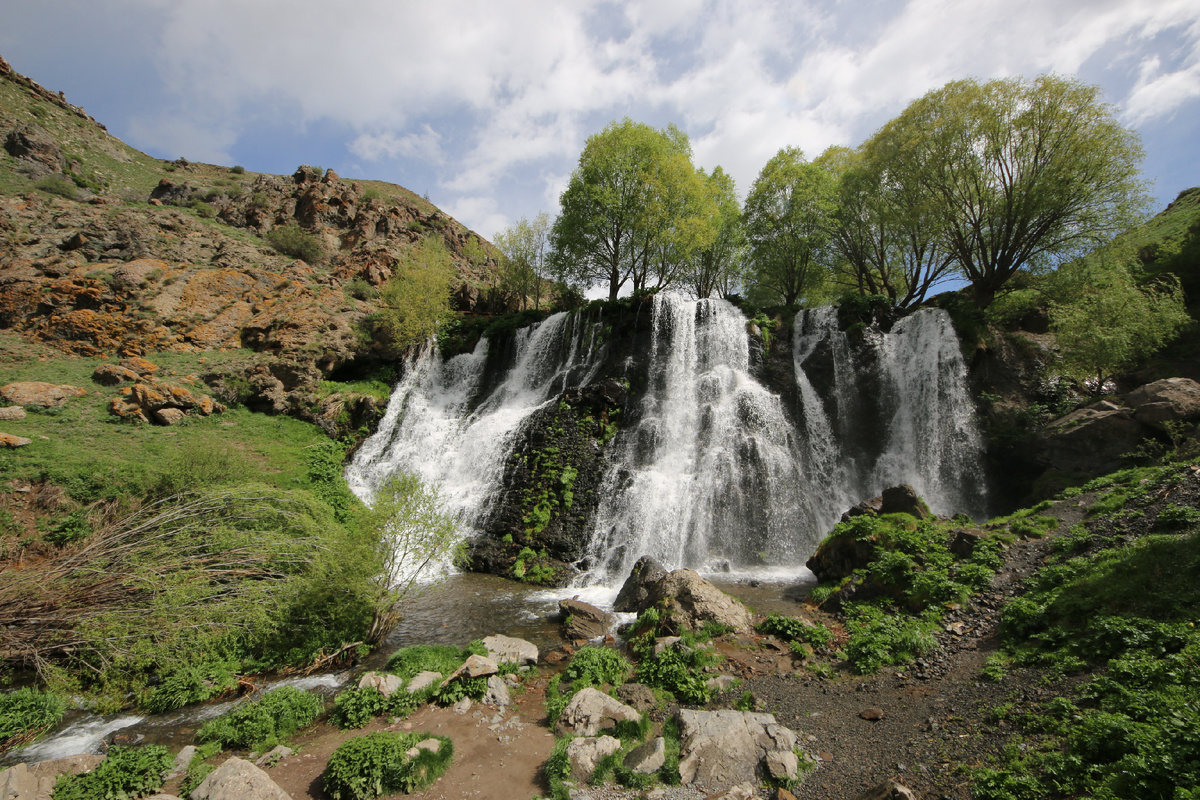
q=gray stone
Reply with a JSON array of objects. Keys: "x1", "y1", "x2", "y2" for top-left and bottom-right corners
[
  {"x1": 705, "y1": 675, "x2": 739, "y2": 692},
  {"x1": 652, "y1": 636, "x2": 682, "y2": 656},
  {"x1": 566, "y1": 735, "x2": 621, "y2": 783},
  {"x1": 357, "y1": 671, "x2": 403, "y2": 698},
  {"x1": 0, "y1": 406, "x2": 26, "y2": 420},
  {"x1": 405, "y1": 671, "x2": 441, "y2": 694},
  {"x1": 153, "y1": 407, "x2": 187, "y2": 426},
  {"x1": 452, "y1": 697, "x2": 473, "y2": 714},
  {"x1": 554, "y1": 687, "x2": 642, "y2": 737},
  {"x1": 1037, "y1": 403, "x2": 1145, "y2": 475},
  {"x1": 710, "y1": 784, "x2": 758, "y2": 800},
  {"x1": 482, "y1": 674, "x2": 511, "y2": 707},
  {"x1": 252, "y1": 746, "x2": 292, "y2": 768},
  {"x1": 167, "y1": 745, "x2": 197, "y2": 779},
  {"x1": 623, "y1": 736, "x2": 666, "y2": 775},
  {"x1": 613, "y1": 555, "x2": 668, "y2": 613},
  {"x1": 615, "y1": 682, "x2": 657, "y2": 713},
  {"x1": 482, "y1": 634, "x2": 538, "y2": 666},
  {"x1": 0, "y1": 763, "x2": 37, "y2": 800},
  {"x1": 646, "y1": 570, "x2": 755, "y2": 635},
  {"x1": 1128, "y1": 377, "x2": 1200, "y2": 432},
  {"x1": 189, "y1": 757, "x2": 291, "y2": 800},
  {"x1": 676, "y1": 709, "x2": 800, "y2": 790},
  {"x1": 404, "y1": 738, "x2": 442, "y2": 759},
  {"x1": 559, "y1": 598, "x2": 612, "y2": 641},
  {"x1": 440, "y1": 654, "x2": 498, "y2": 687}
]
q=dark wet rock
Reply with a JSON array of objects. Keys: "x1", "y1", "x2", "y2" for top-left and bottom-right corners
[{"x1": 613, "y1": 555, "x2": 668, "y2": 613}]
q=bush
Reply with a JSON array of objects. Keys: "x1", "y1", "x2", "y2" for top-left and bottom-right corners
[
  {"x1": 0, "y1": 687, "x2": 66, "y2": 746},
  {"x1": 52, "y1": 745, "x2": 172, "y2": 800},
  {"x1": 757, "y1": 613, "x2": 833, "y2": 649},
  {"x1": 636, "y1": 647, "x2": 715, "y2": 705},
  {"x1": 142, "y1": 658, "x2": 239, "y2": 712},
  {"x1": 196, "y1": 686, "x2": 323, "y2": 750},
  {"x1": 323, "y1": 731, "x2": 453, "y2": 800},
  {"x1": 843, "y1": 605, "x2": 938, "y2": 674},
  {"x1": 563, "y1": 646, "x2": 632, "y2": 689},
  {"x1": 265, "y1": 223, "x2": 326, "y2": 263},
  {"x1": 36, "y1": 176, "x2": 79, "y2": 200},
  {"x1": 231, "y1": 165, "x2": 245, "y2": 174}
]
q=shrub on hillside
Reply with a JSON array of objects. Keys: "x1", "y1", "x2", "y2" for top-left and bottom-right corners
[{"x1": 266, "y1": 223, "x2": 326, "y2": 263}]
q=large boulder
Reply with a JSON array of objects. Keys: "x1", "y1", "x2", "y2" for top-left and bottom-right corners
[
  {"x1": 880, "y1": 484, "x2": 931, "y2": 519},
  {"x1": 623, "y1": 736, "x2": 666, "y2": 775},
  {"x1": 554, "y1": 686, "x2": 642, "y2": 737},
  {"x1": 482, "y1": 634, "x2": 538, "y2": 666},
  {"x1": 1128, "y1": 377, "x2": 1200, "y2": 432},
  {"x1": 566, "y1": 735, "x2": 622, "y2": 783},
  {"x1": 675, "y1": 709, "x2": 800, "y2": 790},
  {"x1": 0, "y1": 382, "x2": 86, "y2": 407},
  {"x1": 613, "y1": 555, "x2": 667, "y2": 613},
  {"x1": 644, "y1": 569, "x2": 755, "y2": 635},
  {"x1": 1, "y1": 755, "x2": 108, "y2": 800},
  {"x1": 559, "y1": 598, "x2": 612, "y2": 641},
  {"x1": 357, "y1": 671, "x2": 403, "y2": 698},
  {"x1": 1036, "y1": 401, "x2": 1145, "y2": 475},
  {"x1": 189, "y1": 756, "x2": 291, "y2": 800}
]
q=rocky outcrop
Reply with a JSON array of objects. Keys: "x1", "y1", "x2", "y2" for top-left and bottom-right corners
[
  {"x1": 1036, "y1": 401, "x2": 1145, "y2": 475},
  {"x1": 1128, "y1": 377, "x2": 1200, "y2": 432},
  {"x1": 613, "y1": 555, "x2": 667, "y2": 613},
  {"x1": 109, "y1": 381, "x2": 225, "y2": 425},
  {"x1": 554, "y1": 687, "x2": 642, "y2": 738},
  {"x1": 645, "y1": 569, "x2": 755, "y2": 635},
  {"x1": 675, "y1": 709, "x2": 801, "y2": 790},
  {"x1": 189, "y1": 757, "x2": 292, "y2": 800},
  {"x1": 0, "y1": 382, "x2": 87, "y2": 407},
  {"x1": 4, "y1": 124, "x2": 64, "y2": 172}
]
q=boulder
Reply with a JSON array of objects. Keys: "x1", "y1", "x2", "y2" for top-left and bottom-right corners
[
  {"x1": 0, "y1": 433, "x2": 32, "y2": 448},
  {"x1": 948, "y1": 528, "x2": 986, "y2": 558},
  {"x1": 645, "y1": 569, "x2": 754, "y2": 635},
  {"x1": 4, "y1": 124, "x2": 64, "y2": 171},
  {"x1": 1128, "y1": 377, "x2": 1200, "y2": 432},
  {"x1": 853, "y1": 780, "x2": 918, "y2": 800},
  {"x1": 7, "y1": 755, "x2": 108, "y2": 800},
  {"x1": 711, "y1": 784, "x2": 758, "y2": 800},
  {"x1": 1037, "y1": 403, "x2": 1145, "y2": 474},
  {"x1": 623, "y1": 736, "x2": 666, "y2": 775},
  {"x1": 253, "y1": 746, "x2": 293, "y2": 768},
  {"x1": 839, "y1": 495, "x2": 883, "y2": 523},
  {"x1": 615, "y1": 683, "x2": 658, "y2": 713},
  {"x1": 880, "y1": 484, "x2": 931, "y2": 519},
  {"x1": 439, "y1": 654, "x2": 498, "y2": 689},
  {"x1": 676, "y1": 709, "x2": 800, "y2": 790},
  {"x1": 0, "y1": 406, "x2": 26, "y2": 420},
  {"x1": 566, "y1": 735, "x2": 622, "y2": 783},
  {"x1": 405, "y1": 671, "x2": 442, "y2": 694},
  {"x1": 613, "y1": 555, "x2": 668, "y2": 613},
  {"x1": 0, "y1": 763, "x2": 38, "y2": 800},
  {"x1": 154, "y1": 407, "x2": 186, "y2": 426},
  {"x1": 167, "y1": 745, "x2": 197, "y2": 779},
  {"x1": 559, "y1": 598, "x2": 612, "y2": 641},
  {"x1": 482, "y1": 634, "x2": 538, "y2": 666},
  {"x1": 189, "y1": 756, "x2": 292, "y2": 800},
  {"x1": 706, "y1": 675, "x2": 739, "y2": 692},
  {"x1": 357, "y1": 671, "x2": 403, "y2": 698},
  {"x1": 554, "y1": 687, "x2": 642, "y2": 737},
  {"x1": 0, "y1": 382, "x2": 86, "y2": 407},
  {"x1": 92, "y1": 365, "x2": 142, "y2": 386},
  {"x1": 118, "y1": 357, "x2": 160, "y2": 377},
  {"x1": 482, "y1": 675, "x2": 511, "y2": 707}
]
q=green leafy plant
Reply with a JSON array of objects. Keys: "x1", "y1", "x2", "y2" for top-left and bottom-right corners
[
  {"x1": 0, "y1": 687, "x2": 66, "y2": 749},
  {"x1": 196, "y1": 687, "x2": 323, "y2": 750},
  {"x1": 322, "y1": 731, "x2": 453, "y2": 800},
  {"x1": 563, "y1": 646, "x2": 633, "y2": 689},
  {"x1": 843, "y1": 605, "x2": 938, "y2": 674},
  {"x1": 142, "y1": 658, "x2": 239, "y2": 712},
  {"x1": 52, "y1": 745, "x2": 172, "y2": 800},
  {"x1": 756, "y1": 613, "x2": 833, "y2": 649}
]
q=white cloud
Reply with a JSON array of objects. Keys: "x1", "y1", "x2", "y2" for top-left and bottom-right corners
[{"x1": 351, "y1": 125, "x2": 444, "y2": 164}]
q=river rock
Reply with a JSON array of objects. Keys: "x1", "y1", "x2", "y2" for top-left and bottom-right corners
[
  {"x1": 482, "y1": 634, "x2": 538, "y2": 666},
  {"x1": 711, "y1": 784, "x2": 758, "y2": 800},
  {"x1": 92, "y1": 365, "x2": 142, "y2": 386},
  {"x1": 566, "y1": 735, "x2": 622, "y2": 783},
  {"x1": 675, "y1": 709, "x2": 799, "y2": 790},
  {"x1": 0, "y1": 763, "x2": 37, "y2": 800},
  {"x1": 623, "y1": 736, "x2": 666, "y2": 775},
  {"x1": 357, "y1": 671, "x2": 403, "y2": 698},
  {"x1": 0, "y1": 381, "x2": 86, "y2": 407},
  {"x1": 0, "y1": 406, "x2": 26, "y2": 420},
  {"x1": 613, "y1": 555, "x2": 668, "y2": 613},
  {"x1": 880, "y1": 484, "x2": 931, "y2": 519},
  {"x1": 645, "y1": 569, "x2": 754, "y2": 635},
  {"x1": 1128, "y1": 377, "x2": 1200, "y2": 432},
  {"x1": 853, "y1": 779, "x2": 918, "y2": 800},
  {"x1": 439, "y1": 654, "x2": 498, "y2": 689},
  {"x1": 406, "y1": 671, "x2": 442, "y2": 693},
  {"x1": 1037, "y1": 402, "x2": 1145, "y2": 474},
  {"x1": 559, "y1": 598, "x2": 612, "y2": 641},
  {"x1": 189, "y1": 756, "x2": 291, "y2": 800},
  {"x1": 167, "y1": 745, "x2": 197, "y2": 779},
  {"x1": 554, "y1": 686, "x2": 642, "y2": 737},
  {"x1": 253, "y1": 746, "x2": 292, "y2": 768}
]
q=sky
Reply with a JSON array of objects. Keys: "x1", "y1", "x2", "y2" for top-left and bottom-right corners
[{"x1": 1, "y1": 0, "x2": 1198, "y2": 243}]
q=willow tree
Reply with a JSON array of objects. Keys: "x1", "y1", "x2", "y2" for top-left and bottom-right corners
[
  {"x1": 872, "y1": 74, "x2": 1148, "y2": 308},
  {"x1": 549, "y1": 119, "x2": 714, "y2": 300},
  {"x1": 743, "y1": 147, "x2": 837, "y2": 307}
]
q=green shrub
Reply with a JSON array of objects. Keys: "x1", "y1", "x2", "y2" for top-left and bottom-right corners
[
  {"x1": 636, "y1": 647, "x2": 715, "y2": 705},
  {"x1": 52, "y1": 745, "x2": 172, "y2": 800},
  {"x1": 322, "y1": 731, "x2": 453, "y2": 800},
  {"x1": 231, "y1": 165, "x2": 245, "y2": 174},
  {"x1": 1156, "y1": 503, "x2": 1200, "y2": 529},
  {"x1": 44, "y1": 509, "x2": 91, "y2": 546},
  {"x1": 36, "y1": 176, "x2": 79, "y2": 200},
  {"x1": 563, "y1": 646, "x2": 632, "y2": 689},
  {"x1": 265, "y1": 223, "x2": 326, "y2": 263},
  {"x1": 179, "y1": 741, "x2": 223, "y2": 796},
  {"x1": 331, "y1": 686, "x2": 389, "y2": 729},
  {"x1": 196, "y1": 686, "x2": 323, "y2": 750},
  {"x1": 0, "y1": 687, "x2": 66, "y2": 746},
  {"x1": 843, "y1": 605, "x2": 938, "y2": 674},
  {"x1": 757, "y1": 613, "x2": 833, "y2": 649},
  {"x1": 142, "y1": 658, "x2": 239, "y2": 712}
]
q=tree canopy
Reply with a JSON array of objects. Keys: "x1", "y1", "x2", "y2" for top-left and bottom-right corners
[
  {"x1": 549, "y1": 119, "x2": 715, "y2": 301},
  {"x1": 867, "y1": 74, "x2": 1148, "y2": 308},
  {"x1": 494, "y1": 211, "x2": 551, "y2": 310},
  {"x1": 743, "y1": 146, "x2": 836, "y2": 307},
  {"x1": 687, "y1": 166, "x2": 746, "y2": 299}
]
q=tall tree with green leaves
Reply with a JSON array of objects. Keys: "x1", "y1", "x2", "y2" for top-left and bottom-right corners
[
  {"x1": 870, "y1": 74, "x2": 1148, "y2": 309},
  {"x1": 688, "y1": 166, "x2": 746, "y2": 299},
  {"x1": 374, "y1": 237, "x2": 456, "y2": 356},
  {"x1": 493, "y1": 212, "x2": 551, "y2": 310},
  {"x1": 743, "y1": 146, "x2": 837, "y2": 307},
  {"x1": 549, "y1": 119, "x2": 714, "y2": 300}
]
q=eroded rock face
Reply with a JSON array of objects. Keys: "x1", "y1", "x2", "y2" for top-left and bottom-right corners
[
  {"x1": 675, "y1": 709, "x2": 800, "y2": 790},
  {"x1": 1128, "y1": 377, "x2": 1200, "y2": 432},
  {"x1": 1037, "y1": 402, "x2": 1145, "y2": 475},
  {"x1": 4, "y1": 124, "x2": 64, "y2": 171},
  {"x1": 559, "y1": 598, "x2": 612, "y2": 641}
]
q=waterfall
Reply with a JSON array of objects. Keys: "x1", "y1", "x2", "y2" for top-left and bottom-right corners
[
  {"x1": 346, "y1": 311, "x2": 604, "y2": 526},
  {"x1": 350, "y1": 295, "x2": 986, "y2": 587}
]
